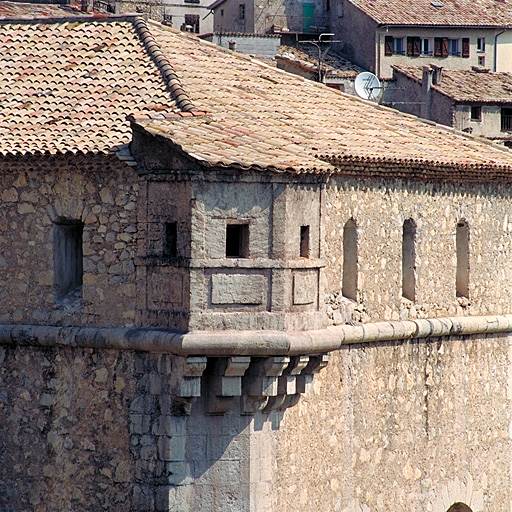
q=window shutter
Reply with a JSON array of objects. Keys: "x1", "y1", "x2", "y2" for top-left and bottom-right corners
[
  {"x1": 385, "y1": 36, "x2": 393, "y2": 56},
  {"x1": 434, "y1": 37, "x2": 442, "y2": 56},
  {"x1": 413, "y1": 37, "x2": 421, "y2": 56},
  {"x1": 407, "y1": 37, "x2": 414, "y2": 56},
  {"x1": 462, "y1": 38, "x2": 470, "y2": 57},
  {"x1": 442, "y1": 38, "x2": 449, "y2": 57}
]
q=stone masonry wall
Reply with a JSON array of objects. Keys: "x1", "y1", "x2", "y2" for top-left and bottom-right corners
[
  {"x1": 274, "y1": 333, "x2": 511, "y2": 512},
  {"x1": 323, "y1": 177, "x2": 512, "y2": 325},
  {"x1": 0, "y1": 154, "x2": 138, "y2": 328}
]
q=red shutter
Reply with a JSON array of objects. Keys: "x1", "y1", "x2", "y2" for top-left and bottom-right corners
[
  {"x1": 462, "y1": 38, "x2": 470, "y2": 58},
  {"x1": 413, "y1": 37, "x2": 421, "y2": 56},
  {"x1": 442, "y1": 38, "x2": 449, "y2": 57},
  {"x1": 407, "y1": 37, "x2": 413, "y2": 56},
  {"x1": 434, "y1": 37, "x2": 442, "y2": 56},
  {"x1": 385, "y1": 36, "x2": 393, "y2": 56}
]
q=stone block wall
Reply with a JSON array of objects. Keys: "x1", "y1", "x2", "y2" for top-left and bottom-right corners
[
  {"x1": 0, "y1": 154, "x2": 139, "y2": 328},
  {"x1": 0, "y1": 343, "x2": 283, "y2": 512},
  {"x1": 274, "y1": 333, "x2": 512, "y2": 512}
]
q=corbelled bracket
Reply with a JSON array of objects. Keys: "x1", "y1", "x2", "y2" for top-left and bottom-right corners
[
  {"x1": 205, "y1": 356, "x2": 252, "y2": 415},
  {"x1": 242, "y1": 356, "x2": 290, "y2": 414},
  {"x1": 170, "y1": 356, "x2": 207, "y2": 416}
]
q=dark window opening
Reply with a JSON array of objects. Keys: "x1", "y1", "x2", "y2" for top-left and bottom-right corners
[
  {"x1": 182, "y1": 14, "x2": 199, "y2": 32},
  {"x1": 163, "y1": 222, "x2": 177, "y2": 258},
  {"x1": 342, "y1": 219, "x2": 358, "y2": 300},
  {"x1": 402, "y1": 219, "x2": 416, "y2": 301},
  {"x1": 501, "y1": 108, "x2": 512, "y2": 131},
  {"x1": 300, "y1": 225, "x2": 310, "y2": 258},
  {"x1": 226, "y1": 223, "x2": 249, "y2": 258},
  {"x1": 456, "y1": 220, "x2": 469, "y2": 298},
  {"x1": 239, "y1": 3, "x2": 245, "y2": 19},
  {"x1": 478, "y1": 55, "x2": 485, "y2": 67},
  {"x1": 470, "y1": 106, "x2": 481, "y2": 121},
  {"x1": 54, "y1": 219, "x2": 84, "y2": 300}
]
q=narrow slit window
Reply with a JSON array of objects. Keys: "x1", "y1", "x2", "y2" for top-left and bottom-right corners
[
  {"x1": 53, "y1": 219, "x2": 84, "y2": 300},
  {"x1": 342, "y1": 219, "x2": 358, "y2": 300},
  {"x1": 456, "y1": 220, "x2": 469, "y2": 298},
  {"x1": 300, "y1": 225, "x2": 310, "y2": 258},
  {"x1": 402, "y1": 219, "x2": 416, "y2": 301},
  {"x1": 163, "y1": 221, "x2": 177, "y2": 258},
  {"x1": 226, "y1": 223, "x2": 249, "y2": 258}
]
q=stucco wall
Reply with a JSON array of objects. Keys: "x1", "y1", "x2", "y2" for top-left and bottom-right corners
[
  {"x1": 375, "y1": 28, "x2": 496, "y2": 79},
  {"x1": 0, "y1": 154, "x2": 138, "y2": 328},
  {"x1": 275, "y1": 333, "x2": 511, "y2": 512}
]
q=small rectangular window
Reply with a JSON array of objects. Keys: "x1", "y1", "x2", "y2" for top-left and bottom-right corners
[
  {"x1": 300, "y1": 226, "x2": 310, "y2": 258},
  {"x1": 239, "y1": 3, "x2": 245, "y2": 19},
  {"x1": 163, "y1": 222, "x2": 177, "y2": 258},
  {"x1": 501, "y1": 108, "x2": 512, "y2": 131},
  {"x1": 393, "y1": 37, "x2": 404, "y2": 55},
  {"x1": 226, "y1": 223, "x2": 249, "y2": 258},
  {"x1": 470, "y1": 106, "x2": 481, "y2": 121},
  {"x1": 54, "y1": 219, "x2": 84, "y2": 300},
  {"x1": 477, "y1": 37, "x2": 485, "y2": 52},
  {"x1": 449, "y1": 38, "x2": 459, "y2": 56},
  {"x1": 421, "y1": 38, "x2": 431, "y2": 56},
  {"x1": 478, "y1": 55, "x2": 485, "y2": 67}
]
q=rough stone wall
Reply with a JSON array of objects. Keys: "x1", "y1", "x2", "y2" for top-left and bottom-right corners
[
  {"x1": 274, "y1": 333, "x2": 511, "y2": 512},
  {"x1": 0, "y1": 344, "x2": 136, "y2": 512},
  {"x1": 0, "y1": 343, "x2": 282, "y2": 512},
  {"x1": 323, "y1": 178, "x2": 512, "y2": 324},
  {"x1": 0, "y1": 154, "x2": 139, "y2": 328}
]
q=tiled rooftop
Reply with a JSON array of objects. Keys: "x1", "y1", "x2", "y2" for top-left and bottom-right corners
[
  {"x1": 347, "y1": 0, "x2": 512, "y2": 27},
  {"x1": 276, "y1": 45, "x2": 362, "y2": 79},
  {"x1": 132, "y1": 22, "x2": 512, "y2": 175},
  {"x1": 0, "y1": 9, "x2": 180, "y2": 154},
  {"x1": 3, "y1": 4, "x2": 512, "y2": 178},
  {"x1": 393, "y1": 65, "x2": 512, "y2": 104}
]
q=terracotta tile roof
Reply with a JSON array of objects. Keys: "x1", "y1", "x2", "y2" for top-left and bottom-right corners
[
  {"x1": 128, "y1": 22, "x2": 512, "y2": 178},
  {"x1": 347, "y1": 0, "x2": 512, "y2": 27},
  {"x1": 3, "y1": 8, "x2": 512, "y2": 179},
  {"x1": 277, "y1": 45, "x2": 362, "y2": 79},
  {"x1": 0, "y1": 11, "x2": 185, "y2": 155},
  {"x1": 0, "y1": 0, "x2": 84, "y2": 18},
  {"x1": 393, "y1": 65, "x2": 512, "y2": 104}
]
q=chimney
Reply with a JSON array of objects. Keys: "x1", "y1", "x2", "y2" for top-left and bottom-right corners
[
  {"x1": 431, "y1": 65, "x2": 443, "y2": 85},
  {"x1": 228, "y1": 40, "x2": 237, "y2": 51},
  {"x1": 421, "y1": 66, "x2": 433, "y2": 120},
  {"x1": 81, "y1": 0, "x2": 93, "y2": 11}
]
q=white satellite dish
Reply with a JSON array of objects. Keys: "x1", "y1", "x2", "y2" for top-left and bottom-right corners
[{"x1": 354, "y1": 72, "x2": 381, "y2": 101}]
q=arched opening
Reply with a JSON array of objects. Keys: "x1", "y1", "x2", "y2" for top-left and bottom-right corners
[
  {"x1": 456, "y1": 219, "x2": 469, "y2": 298},
  {"x1": 342, "y1": 219, "x2": 358, "y2": 300},
  {"x1": 402, "y1": 218, "x2": 416, "y2": 301},
  {"x1": 446, "y1": 502, "x2": 473, "y2": 512}
]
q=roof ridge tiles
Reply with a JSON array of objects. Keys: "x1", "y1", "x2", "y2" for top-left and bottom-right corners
[
  {"x1": 133, "y1": 16, "x2": 195, "y2": 113},
  {"x1": 0, "y1": 13, "x2": 139, "y2": 24}
]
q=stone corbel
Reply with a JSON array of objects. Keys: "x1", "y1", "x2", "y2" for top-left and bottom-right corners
[
  {"x1": 264, "y1": 355, "x2": 310, "y2": 412},
  {"x1": 279, "y1": 354, "x2": 330, "y2": 410},
  {"x1": 171, "y1": 356, "x2": 207, "y2": 415},
  {"x1": 242, "y1": 356, "x2": 290, "y2": 414},
  {"x1": 205, "y1": 356, "x2": 252, "y2": 415}
]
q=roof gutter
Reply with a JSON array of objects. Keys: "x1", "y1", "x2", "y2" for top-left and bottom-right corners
[
  {"x1": 495, "y1": 29, "x2": 506, "y2": 72},
  {"x1": 2, "y1": 314, "x2": 512, "y2": 355}
]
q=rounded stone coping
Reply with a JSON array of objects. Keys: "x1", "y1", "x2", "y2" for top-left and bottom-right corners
[{"x1": 0, "y1": 314, "x2": 512, "y2": 356}]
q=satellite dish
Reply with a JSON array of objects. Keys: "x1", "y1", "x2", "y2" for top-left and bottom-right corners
[{"x1": 354, "y1": 72, "x2": 381, "y2": 101}]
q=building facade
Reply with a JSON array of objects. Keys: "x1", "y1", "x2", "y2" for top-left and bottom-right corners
[
  {"x1": 3, "y1": 4, "x2": 512, "y2": 512},
  {"x1": 331, "y1": 0, "x2": 512, "y2": 79}
]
